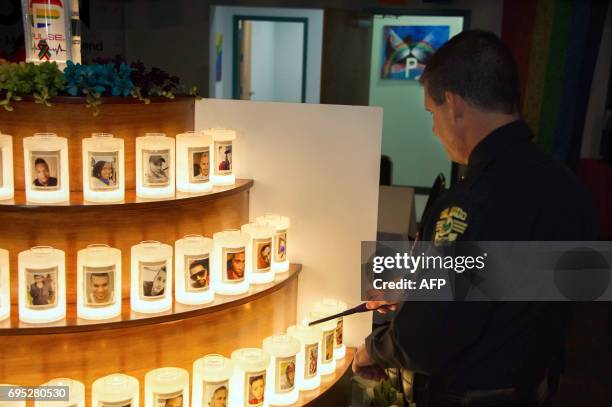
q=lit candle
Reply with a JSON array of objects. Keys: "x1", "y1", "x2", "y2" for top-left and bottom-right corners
[
  {"x1": 176, "y1": 131, "x2": 213, "y2": 193},
  {"x1": 241, "y1": 223, "x2": 275, "y2": 285},
  {"x1": 77, "y1": 244, "x2": 122, "y2": 320},
  {"x1": 209, "y1": 128, "x2": 236, "y2": 186},
  {"x1": 130, "y1": 241, "x2": 173, "y2": 314},
  {"x1": 35, "y1": 378, "x2": 85, "y2": 407},
  {"x1": 175, "y1": 234, "x2": 214, "y2": 305},
  {"x1": 18, "y1": 246, "x2": 66, "y2": 324},
  {"x1": 255, "y1": 215, "x2": 290, "y2": 273},
  {"x1": 23, "y1": 133, "x2": 70, "y2": 203},
  {"x1": 145, "y1": 368, "x2": 189, "y2": 407},
  {"x1": 192, "y1": 354, "x2": 233, "y2": 407},
  {"x1": 0, "y1": 384, "x2": 24, "y2": 407},
  {"x1": 82, "y1": 133, "x2": 125, "y2": 202},
  {"x1": 287, "y1": 321, "x2": 322, "y2": 391},
  {"x1": 230, "y1": 348, "x2": 270, "y2": 407},
  {"x1": 307, "y1": 309, "x2": 337, "y2": 375},
  {"x1": 0, "y1": 132, "x2": 14, "y2": 200},
  {"x1": 212, "y1": 230, "x2": 251, "y2": 295},
  {"x1": 92, "y1": 374, "x2": 139, "y2": 407},
  {"x1": 136, "y1": 133, "x2": 175, "y2": 199},
  {"x1": 314, "y1": 299, "x2": 348, "y2": 360},
  {"x1": 0, "y1": 248, "x2": 9, "y2": 321},
  {"x1": 262, "y1": 335, "x2": 300, "y2": 406}
]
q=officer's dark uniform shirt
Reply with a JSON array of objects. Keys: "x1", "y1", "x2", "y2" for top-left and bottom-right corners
[{"x1": 366, "y1": 120, "x2": 597, "y2": 395}]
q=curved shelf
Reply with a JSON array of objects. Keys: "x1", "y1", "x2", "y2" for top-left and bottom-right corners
[
  {"x1": 0, "y1": 264, "x2": 300, "y2": 335},
  {"x1": 0, "y1": 179, "x2": 253, "y2": 211}
]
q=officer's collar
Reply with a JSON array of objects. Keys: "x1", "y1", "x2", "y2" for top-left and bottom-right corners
[{"x1": 467, "y1": 120, "x2": 533, "y2": 170}]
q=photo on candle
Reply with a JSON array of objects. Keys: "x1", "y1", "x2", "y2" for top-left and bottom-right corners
[
  {"x1": 335, "y1": 318, "x2": 343, "y2": 348},
  {"x1": 143, "y1": 149, "x2": 170, "y2": 187},
  {"x1": 275, "y1": 356, "x2": 296, "y2": 393},
  {"x1": 185, "y1": 254, "x2": 210, "y2": 292},
  {"x1": 304, "y1": 343, "x2": 318, "y2": 378},
  {"x1": 30, "y1": 150, "x2": 60, "y2": 190},
  {"x1": 202, "y1": 380, "x2": 228, "y2": 407},
  {"x1": 323, "y1": 330, "x2": 334, "y2": 363},
  {"x1": 139, "y1": 261, "x2": 168, "y2": 300},
  {"x1": 253, "y1": 238, "x2": 272, "y2": 273},
  {"x1": 154, "y1": 390, "x2": 183, "y2": 407},
  {"x1": 0, "y1": 151, "x2": 3, "y2": 187},
  {"x1": 245, "y1": 371, "x2": 265, "y2": 407},
  {"x1": 275, "y1": 231, "x2": 287, "y2": 263},
  {"x1": 84, "y1": 265, "x2": 115, "y2": 307},
  {"x1": 88, "y1": 151, "x2": 119, "y2": 191},
  {"x1": 25, "y1": 267, "x2": 58, "y2": 309},
  {"x1": 98, "y1": 399, "x2": 133, "y2": 407},
  {"x1": 222, "y1": 247, "x2": 245, "y2": 283},
  {"x1": 189, "y1": 147, "x2": 210, "y2": 183},
  {"x1": 214, "y1": 141, "x2": 232, "y2": 175}
]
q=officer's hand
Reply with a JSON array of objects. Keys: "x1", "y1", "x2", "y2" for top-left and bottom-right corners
[
  {"x1": 352, "y1": 343, "x2": 387, "y2": 381},
  {"x1": 366, "y1": 300, "x2": 398, "y2": 314}
]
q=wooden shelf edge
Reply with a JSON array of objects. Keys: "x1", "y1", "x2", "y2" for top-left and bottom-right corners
[{"x1": 0, "y1": 264, "x2": 301, "y2": 336}]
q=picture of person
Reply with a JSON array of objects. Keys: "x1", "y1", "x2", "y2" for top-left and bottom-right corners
[
  {"x1": 164, "y1": 395, "x2": 182, "y2": 407},
  {"x1": 143, "y1": 150, "x2": 169, "y2": 186},
  {"x1": 85, "y1": 267, "x2": 115, "y2": 306},
  {"x1": 223, "y1": 248, "x2": 245, "y2": 282},
  {"x1": 190, "y1": 148, "x2": 210, "y2": 182},
  {"x1": 140, "y1": 261, "x2": 167, "y2": 299},
  {"x1": 215, "y1": 142, "x2": 232, "y2": 175},
  {"x1": 186, "y1": 256, "x2": 209, "y2": 291},
  {"x1": 155, "y1": 391, "x2": 183, "y2": 407},
  {"x1": 305, "y1": 343, "x2": 318, "y2": 378},
  {"x1": 203, "y1": 382, "x2": 228, "y2": 407},
  {"x1": 26, "y1": 268, "x2": 57, "y2": 308},
  {"x1": 275, "y1": 232, "x2": 287, "y2": 263},
  {"x1": 31, "y1": 152, "x2": 60, "y2": 189},
  {"x1": 246, "y1": 372, "x2": 265, "y2": 406},
  {"x1": 323, "y1": 330, "x2": 334, "y2": 362},
  {"x1": 89, "y1": 152, "x2": 118, "y2": 190},
  {"x1": 335, "y1": 318, "x2": 343, "y2": 347},
  {"x1": 255, "y1": 239, "x2": 271, "y2": 272},
  {"x1": 276, "y1": 357, "x2": 296, "y2": 393}
]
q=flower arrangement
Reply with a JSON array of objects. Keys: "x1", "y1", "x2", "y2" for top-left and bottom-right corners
[{"x1": 0, "y1": 57, "x2": 200, "y2": 115}]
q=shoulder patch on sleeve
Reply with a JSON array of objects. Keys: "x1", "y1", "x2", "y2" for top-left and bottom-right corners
[{"x1": 434, "y1": 206, "x2": 468, "y2": 245}]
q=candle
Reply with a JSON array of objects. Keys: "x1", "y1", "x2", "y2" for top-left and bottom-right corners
[
  {"x1": 287, "y1": 322, "x2": 322, "y2": 391},
  {"x1": 35, "y1": 378, "x2": 84, "y2": 407},
  {"x1": 209, "y1": 128, "x2": 236, "y2": 186},
  {"x1": 241, "y1": 223, "x2": 275, "y2": 285},
  {"x1": 175, "y1": 235, "x2": 214, "y2": 305},
  {"x1": 145, "y1": 368, "x2": 189, "y2": 407},
  {"x1": 130, "y1": 241, "x2": 173, "y2": 314},
  {"x1": 23, "y1": 133, "x2": 70, "y2": 203},
  {"x1": 18, "y1": 246, "x2": 66, "y2": 324},
  {"x1": 92, "y1": 374, "x2": 139, "y2": 407},
  {"x1": 314, "y1": 299, "x2": 348, "y2": 360},
  {"x1": 262, "y1": 335, "x2": 300, "y2": 406},
  {"x1": 230, "y1": 348, "x2": 270, "y2": 407},
  {"x1": 307, "y1": 309, "x2": 337, "y2": 375},
  {"x1": 0, "y1": 248, "x2": 9, "y2": 321},
  {"x1": 76, "y1": 244, "x2": 122, "y2": 320},
  {"x1": 255, "y1": 215, "x2": 290, "y2": 273},
  {"x1": 192, "y1": 354, "x2": 233, "y2": 407},
  {"x1": 212, "y1": 230, "x2": 251, "y2": 295},
  {"x1": 82, "y1": 133, "x2": 125, "y2": 202},
  {"x1": 136, "y1": 133, "x2": 175, "y2": 199},
  {"x1": 176, "y1": 131, "x2": 213, "y2": 193},
  {"x1": 0, "y1": 132, "x2": 14, "y2": 200}
]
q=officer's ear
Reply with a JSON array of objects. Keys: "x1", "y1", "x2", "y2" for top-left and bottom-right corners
[{"x1": 444, "y1": 91, "x2": 467, "y2": 124}]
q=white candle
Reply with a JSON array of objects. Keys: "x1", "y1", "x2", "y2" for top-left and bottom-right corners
[
  {"x1": 92, "y1": 374, "x2": 139, "y2": 407},
  {"x1": 314, "y1": 299, "x2": 348, "y2": 360},
  {"x1": 0, "y1": 248, "x2": 10, "y2": 321},
  {"x1": 35, "y1": 378, "x2": 85, "y2": 407},
  {"x1": 176, "y1": 131, "x2": 213, "y2": 193},
  {"x1": 136, "y1": 133, "x2": 175, "y2": 199},
  {"x1": 175, "y1": 235, "x2": 214, "y2": 305},
  {"x1": 0, "y1": 132, "x2": 14, "y2": 200},
  {"x1": 209, "y1": 128, "x2": 236, "y2": 186},
  {"x1": 23, "y1": 133, "x2": 70, "y2": 203},
  {"x1": 255, "y1": 215, "x2": 290, "y2": 273},
  {"x1": 82, "y1": 133, "x2": 125, "y2": 202},
  {"x1": 287, "y1": 323, "x2": 322, "y2": 391},
  {"x1": 212, "y1": 230, "x2": 251, "y2": 295},
  {"x1": 18, "y1": 246, "x2": 66, "y2": 324},
  {"x1": 307, "y1": 309, "x2": 337, "y2": 375},
  {"x1": 77, "y1": 244, "x2": 122, "y2": 320},
  {"x1": 192, "y1": 354, "x2": 233, "y2": 407},
  {"x1": 241, "y1": 223, "x2": 275, "y2": 285},
  {"x1": 230, "y1": 348, "x2": 270, "y2": 407},
  {"x1": 130, "y1": 241, "x2": 173, "y2": 314},
  {"x1": 145, "y1": 368, "x2": 189, "y2": 407},
  {"x1": 262, "y1": 335, "x2": 300, "y2": 406}
]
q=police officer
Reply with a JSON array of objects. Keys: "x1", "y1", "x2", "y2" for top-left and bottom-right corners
[{"x1": 353, "y1": 30, "x2": 597, "y2": 406}]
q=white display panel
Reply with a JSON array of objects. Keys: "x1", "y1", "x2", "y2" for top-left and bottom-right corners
[
  {"x1": 230, "y1": 348, "x2": 270, "y2": 407},
  {"x1": 0, "y1": 133, "x2": 14, "y2": 200},
  {"x1": 254, "y1": 215, "x2": 290, "y2": 273},
  {"x1": 35, "y1": 378, "x2": 85, "y2": 407},
  {"x1": 135, "y1": 133, "x2": 176, "y2": 199},
  {"x1": 77, "y1": 245, "x2": 122, "y2": 320},
  {"x1": 287, "y1": 323, "x2": 322, "y2": 391},
  {"x1": 212, "y1": 230, "x2": 250, "y2": 295},
  {"x1": 262, "y1": 335, "x2": 299, "y2": 406},
  {"x1": 175, "y1": 235, "x2": 214, "y2": 305},
  {"x1": 130, "y1": 241, "x2": 173, "y2": 314},
  {"x1": 82, "y1": 133, "x2": 125, "y2": 202},
  {"x1": 241, "y1": 223, "x2": 275, "y2": 285},
  {"x1": 23, "y1": 133, "x2": 70, "y2": 203},
  {"x1": 18, "y1": 246, "x2": 66, "y2": 324},
  {"x1": 145, "y1": 368, "x2": 189, "y2": 407},
  {"x1": 192, "y1": 354, "x2": 233, "y2": 407},
  {"x1": 209, "y1": 128, "x2": 236, "y2": 186},
  {"x1": 92, "y1": 373, "x2": 139, "y2": 407},
  {"x1": 0, "y1": 249, "x2": 10, "y2": 321},
  {"x1": 176, "y1": 131, "x2": 213, "y2": 193}
]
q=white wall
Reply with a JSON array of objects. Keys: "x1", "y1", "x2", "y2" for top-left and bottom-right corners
[
  {"x1": 250, "y1": 21, "x2": 276, "y2": 101},
  {"x1": 273, "y1": 22, "x2": 304, "y2": 102},
  {"x1": 196, "y1": 99, "x2": 383, "y2": 347}
]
